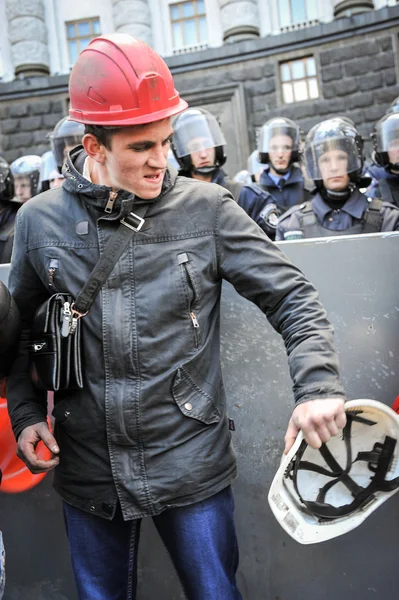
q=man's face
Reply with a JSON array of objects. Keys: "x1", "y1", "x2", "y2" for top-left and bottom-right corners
[
  {"x1": 387, "y1": 139, "x2": 399, "y2": 165},
  {"x1": 318, "y1": 149, "x2": 350, "y2": 191},
  {"x1": 268, "y1": 134, "x2": 293, "y2": 172},
  {"x1": 102, "y1": 119, "x2": 173, "y2": 199},
  {"x1": 188, "y1": 137, "x2": 216, "y2": 170},
  {"x1": 14, "y1": 176, "x2": 32, "y2": 202}
]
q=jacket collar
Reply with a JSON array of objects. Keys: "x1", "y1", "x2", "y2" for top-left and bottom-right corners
[
  {"x1": 312, "y1": 188, "x2": 367, "y2": 221},
  {"x1": 62, "y1": 146, "x2": 178, "y2": 219},
  {"x1": 211, "y1": 168, "x2": 227, "y2": 186},
  {"x1": 261, "y1": 165, "x2": 303, "y2": 187}
]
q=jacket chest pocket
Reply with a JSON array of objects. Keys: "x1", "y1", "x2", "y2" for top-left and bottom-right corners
[{"x1": 177, "y1": 252, "x2": 202, "y2": 349}]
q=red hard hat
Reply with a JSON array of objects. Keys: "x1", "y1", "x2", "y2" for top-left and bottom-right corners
[
  {"x1": 0, "y1": 398, "x2": 51, "y2": 494},
  {"x1": 69, "y1": 33, "x2": 188, "y2": 126}
]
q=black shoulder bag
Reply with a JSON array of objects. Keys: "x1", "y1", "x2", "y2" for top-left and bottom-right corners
[{"x1": 29, "y1": 208, "x2": 149, "y2": 391}]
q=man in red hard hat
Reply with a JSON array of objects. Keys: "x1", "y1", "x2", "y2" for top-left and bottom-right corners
[{"x1": 7, "y1": 34, "x2": 346, "y2": 599}]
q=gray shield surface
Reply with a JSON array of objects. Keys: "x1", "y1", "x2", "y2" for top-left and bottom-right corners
[{"x1": 1, "y1": 232, "x2": 399, "y2": 599}]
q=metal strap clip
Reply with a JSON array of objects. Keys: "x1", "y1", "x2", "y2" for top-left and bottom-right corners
[{"x1": 120, "y1": 212, "x2": 145, "y2": 232}]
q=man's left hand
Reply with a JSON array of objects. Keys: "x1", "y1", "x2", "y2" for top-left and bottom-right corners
[{"x1": 284, "y1": 398, "x2": 346, "y2": 454}]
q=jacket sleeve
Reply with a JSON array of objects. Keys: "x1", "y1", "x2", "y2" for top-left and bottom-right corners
[
  {"x1": 6, "y1": 209, "x2": 49, "y2": 439},
  {"x1": 381, "y1": 204, "x2": 399, "y2": 232},
  {"x1": 216, "y1": 190, "x2": 345, "y2": 404}
]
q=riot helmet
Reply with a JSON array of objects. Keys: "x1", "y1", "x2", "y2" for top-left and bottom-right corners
[
  {"x1": 386, "y1": 96, "x2": 399, "y2": 115},
  {"x1": 304, "y1": 118, "x2": 364, "y2": 188},
  {"x1": 49, "y1": 117, "x2": 85, "y2": 172},
  {"x1": 372, "y1": 112, "x2": 399, "y2": 171},
  {"x1": 167, "y1": 148, "x2": 180, "y2": 171},
  {"x1": 257, "y1": 117, "x2": 301, "y2": 173},
  {"x1": 39, "y1": 150, "x2": 58, "y2": 192},
  {"x1": 171, "y1": 108, "x2": 226, "y2": 175},
  {"x1": 10, "y1": 155, "x2": 42, "y2": 203},
  {"x1": 0, "y1": 157, "x2": 14, "y2": 203},
  {"x1": 247, "y1": 150, "x2": 263, "y2": 178}
]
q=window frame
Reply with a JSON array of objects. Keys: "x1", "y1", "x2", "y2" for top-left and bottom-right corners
[
  {"x1": 65, "y1": 16, "x2": 101, "y2": 67},
  {"x1": 169, "y1": 0, "x2": 208, "y2": 52},
  {"x1": 279, "y1": 56, "x2": 320, "y2": 105}
]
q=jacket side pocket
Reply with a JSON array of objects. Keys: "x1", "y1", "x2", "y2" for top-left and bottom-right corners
[{"x1": 172, "y1": 364, "x2": 220, "y2": 425}]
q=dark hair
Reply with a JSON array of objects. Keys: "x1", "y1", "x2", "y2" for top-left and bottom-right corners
[
  {"x1": 84, "y1": 125, "x2": 120, "y2": 150},
  {"x1": 84, "y1": 123, "x2": 148, "y2": 150}
]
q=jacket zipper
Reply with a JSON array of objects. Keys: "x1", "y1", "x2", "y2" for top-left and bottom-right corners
[
  {"x1": 105, "y1": 190, "x2": 118, "y2": 214},
  {"x1": 179, "y1": 256, "x2": 200, "y2": 347}
]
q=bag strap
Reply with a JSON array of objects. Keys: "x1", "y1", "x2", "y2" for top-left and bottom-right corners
[{"x1": 71, "y1": 203, "x2": 151, "y2": 323}]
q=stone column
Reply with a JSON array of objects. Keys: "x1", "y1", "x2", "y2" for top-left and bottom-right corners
[
  {"x1": 333, "y1": 0, "x2": 374, "y2": 18},
  {"x1": 219, "y1": 0, "x2": 260, "y2": 43},
  {"x1": 6, "y1": 0, "x2": 50, "y2": 77},
  {"x1": 112, "y1": 0, "x2": 153, "y2": 46}
]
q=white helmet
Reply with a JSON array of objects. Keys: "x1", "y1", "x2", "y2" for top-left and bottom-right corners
[{"x1": 268, "y1": 399, "x2": 399, "y2": 545}]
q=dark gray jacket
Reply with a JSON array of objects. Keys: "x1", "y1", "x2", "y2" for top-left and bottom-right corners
[{"x1": 7, "y1": 148, "x2": 345, "y2": 520}]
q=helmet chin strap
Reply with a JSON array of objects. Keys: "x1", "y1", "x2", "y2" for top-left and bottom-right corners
[
  {"x1": 387, "y1": 163, "x2": 399, "y2": 174},
  {"x1": 321, "y1": 182, "x2": 356, "y2": 203},
  {"x1": 192, "y1": 165, "x2": 218, "y2": 176}
]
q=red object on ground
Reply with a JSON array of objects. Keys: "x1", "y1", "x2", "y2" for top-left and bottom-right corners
[
  {"x1": 392, "y1": 395, "x2": 399, "y2": 415},
  {"x1": 0, "y1": 397, "x2": 51, "y2": 493}
]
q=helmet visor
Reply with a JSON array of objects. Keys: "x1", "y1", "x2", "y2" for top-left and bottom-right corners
[
  {"x1": 375, "y1": 114, "x2": 399, "y2": 164},
  {"x1": 172, "y1": 111, "x2": 226, "y2": 158},
  {"x1": 305, "y1": 136, "x2": 361, "y2": 181},
  {"x1": 258, "y1": 121, "x2": 300, "y2": 154}
]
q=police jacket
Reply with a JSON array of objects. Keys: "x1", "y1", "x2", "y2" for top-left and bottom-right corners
[
  {"x1": 276, "y1": 188, "x2": 399, "y2": 241},
  {"x1": 7, "y1": 147, "x2": 345, "y2": 520},
  {"x1": 181, "y1": 167, "x2": 242, "y2": 202},
  {"x1": 258, "y1": 165, "x2": 310, "y2": 211},
  {"x1": 0, "y1": 203, "x2": 19, "y2": 264},
  {"x1": 368, "y1": 173, "x2": 399, "y2": 208},
  {"x1": 211, "y1": 168, "x2": 243, "y2": 202},
  {"x1": 237, "y1": 182, "x2": 278, "y2": 237}
]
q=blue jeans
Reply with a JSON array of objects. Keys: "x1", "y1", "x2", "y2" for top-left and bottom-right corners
[{"x1": 63, "y1": 486, "x2": 243, "y2": 600}]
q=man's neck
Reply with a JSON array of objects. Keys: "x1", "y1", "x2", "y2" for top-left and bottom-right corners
[
  {"x1": 270, "y1": 165, "x2": 289, "y2": 178},
  {"x1": 86, "y1": 156, "x2": 113, "y2": 188},
  {"x1": 192, "y1": 172, "x2": 212, "y2": 183}
]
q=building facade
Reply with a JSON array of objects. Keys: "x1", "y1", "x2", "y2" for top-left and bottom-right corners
[{"x1": 0, "y1": 0, "x2": 398, "y2": 175}]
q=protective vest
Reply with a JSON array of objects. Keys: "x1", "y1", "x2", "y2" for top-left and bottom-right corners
[
  {"x1": 298, "y1": 199, "x2": 383, "y2": 238},
  {"x1": 378, "y1": 178, "x2": 399, "y2": 208}
]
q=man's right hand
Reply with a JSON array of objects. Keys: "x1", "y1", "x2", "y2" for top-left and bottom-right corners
[{"x1": 17, "y1": 422, "x2": 60, "y2": 474}]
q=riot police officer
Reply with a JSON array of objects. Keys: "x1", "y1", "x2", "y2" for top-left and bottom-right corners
[
  {"x1": 48, "y1": 116, "x2": 85, "y2": 173},
  {"x1": 238, "y1": 117, "x2": 310, "y2": 239},
  {"x1": 9, "y1": 155, "x2": 41, "y2": 204},
  {"x1": 368, "y1": 112, "x2": 399, "y2": 207},
  {"x1": 276, "y1": 118, "x2": 399, "y2": 240},
  {"x1": 0, "y1": 157, "x2": 19, "y2": 264},
  {"x1": 171, "y1": 107, "x2": 243, "y2": 200}
]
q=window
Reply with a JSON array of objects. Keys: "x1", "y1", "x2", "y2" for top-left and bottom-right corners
[
  {"x1": 66, "y1": 18, "x2": 101, "y2": 65},
  {"x1": 280, "y1": 57, "x2": 319, "y2": 104},
  {"x1": 278, "y1": 0, "x2": 318, "y2": 30},
  {"x1": 170, "y1": 0, "x2": 208, "y2": 51}
]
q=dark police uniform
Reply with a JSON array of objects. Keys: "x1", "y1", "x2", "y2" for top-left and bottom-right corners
[
  {"x1": 367, "y1": 172, "x2": 399, "y2": 208},
  {"x1": 211, "y1": 168, "x2": 242, "y2": 202},
  {"x1": 256, "y1": 165, "x2": 310, "y2": 210},
  {"x1": 238, "y1": 165, "x2": 311, "y2": 238},
  {"x1": 0, "y1": 203, "x2": 19, "y2": 264},
  {"x1": 276, "y1": 188, "x2": 399, "y2": 240}
]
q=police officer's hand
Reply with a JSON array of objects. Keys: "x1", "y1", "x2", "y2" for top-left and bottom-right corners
[
  {"x1": 17, "y1": 422, "x2": 60, "y2": 473},
  {"x1": 284, "y1": 398, "x2": 346, "y2": 454}
]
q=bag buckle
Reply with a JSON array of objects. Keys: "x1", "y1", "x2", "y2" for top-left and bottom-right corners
[{"x1": 120, "y1": 212, "x2": 145, "y2": 232}]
